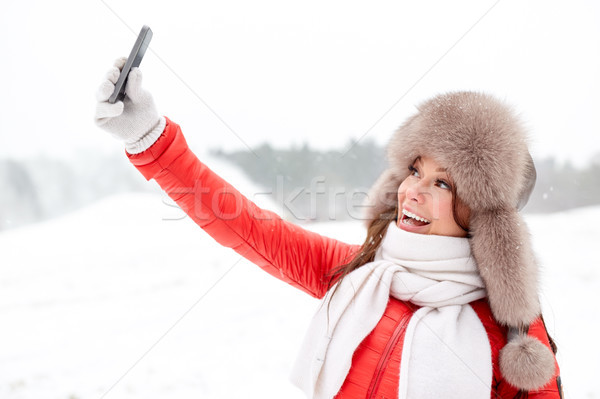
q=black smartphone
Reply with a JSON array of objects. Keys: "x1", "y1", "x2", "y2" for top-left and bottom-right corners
[{"x1": 108, "y1": 25, "x2": 153, "y2": 104}]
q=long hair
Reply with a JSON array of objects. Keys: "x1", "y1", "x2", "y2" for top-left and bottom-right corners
[{"x1": 326, "y1": 205, "x2": 398, "y2": 290}]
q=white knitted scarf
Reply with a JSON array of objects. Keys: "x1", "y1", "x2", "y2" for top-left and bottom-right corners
[{"x1": 290, "y1": 221, "x2": 492, "y2": 398}]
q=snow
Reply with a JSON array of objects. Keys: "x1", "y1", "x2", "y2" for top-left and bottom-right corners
[{"x1": 0, "y1": 190, "x2": 598, "y2": 398}]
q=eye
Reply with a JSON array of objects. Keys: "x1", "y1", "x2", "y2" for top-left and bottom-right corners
[
  {"x1": 408, "y1": 165, "x2": 420, "y2": 177},
  {"x1": 436, "y1": 179, "x2": 451, "y2": 190}
]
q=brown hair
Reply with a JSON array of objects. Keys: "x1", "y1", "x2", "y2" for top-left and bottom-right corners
[
  {"x1": 451, "y1": 183, "x2": 471, "y2": 238},
  {"x1": 326, "y1": 205, "x2": 398, "y2": 289}
]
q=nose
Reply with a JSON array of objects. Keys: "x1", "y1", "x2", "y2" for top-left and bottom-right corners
[{"x1": 405, "y1": 180, "x2": 427, "y2": 204}]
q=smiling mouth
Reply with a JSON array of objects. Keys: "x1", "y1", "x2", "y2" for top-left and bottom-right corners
[{"x1": 401, "y1": 209, "x2": 431, "y2": 227}]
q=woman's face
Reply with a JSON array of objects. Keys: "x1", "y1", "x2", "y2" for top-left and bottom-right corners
[{"x1": 397, "y1": 156, "x2": 469, "y2": 237}]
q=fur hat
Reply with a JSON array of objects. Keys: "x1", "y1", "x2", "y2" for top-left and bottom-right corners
[{"x1": 364, "y1": 91, "x2": 555, "y2": 391}]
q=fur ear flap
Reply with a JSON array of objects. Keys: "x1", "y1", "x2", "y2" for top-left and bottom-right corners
[
  {"x1": 470, "y1": 208, "x2": 556, "y2": 391},
  {"x1": 469, "y1": 209, "x2": 540, "y2": 326}
]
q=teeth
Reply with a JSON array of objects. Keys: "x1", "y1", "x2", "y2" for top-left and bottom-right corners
[{"x1": 402, "y1": 209, "x2": 430, "y2": 223}]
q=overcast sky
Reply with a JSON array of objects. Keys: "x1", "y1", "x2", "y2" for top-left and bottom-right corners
[{"x1": 2, "y1": 0, "x2": 599, "y2": 167}]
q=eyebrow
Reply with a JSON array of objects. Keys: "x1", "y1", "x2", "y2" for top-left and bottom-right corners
[
  {"x1": 413, "y1": 157, "x2": 448, "y2": 173},
  {"x1": 413, "y1": 157, "x2": 448, "y2": 172}
]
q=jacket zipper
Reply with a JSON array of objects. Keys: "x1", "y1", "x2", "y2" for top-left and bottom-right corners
[{"x1": 366, "y1": 313, "x2": 412, "y2": 399}]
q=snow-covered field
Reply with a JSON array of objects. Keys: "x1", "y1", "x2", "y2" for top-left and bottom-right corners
[{"x1": 1, "y1": 164, "x2": 598, "y2": 398}]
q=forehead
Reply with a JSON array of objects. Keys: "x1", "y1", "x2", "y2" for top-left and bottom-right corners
[{"x1": 414, "y1": 156, "x2": 447, "y2": 173}]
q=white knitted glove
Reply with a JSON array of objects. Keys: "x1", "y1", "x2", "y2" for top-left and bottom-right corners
[{"x1": 95, "y1": 57, "x2": 166, "y2": 154}]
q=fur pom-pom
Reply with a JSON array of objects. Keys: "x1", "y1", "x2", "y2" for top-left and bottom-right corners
[{"x1": 499, "y1": 335, "x2": 556, "y2": 391}]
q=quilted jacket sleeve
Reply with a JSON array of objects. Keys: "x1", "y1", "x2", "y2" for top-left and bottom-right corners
[{"x1": 127, "y1": 117, "x2": 360, "y2": 299}]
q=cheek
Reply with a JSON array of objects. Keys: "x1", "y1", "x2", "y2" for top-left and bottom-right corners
[
  {"x1": 397, "y1": 181, "x2": 408, "y2": 202},
  {"x1": 430, "y1": 193, "x2": 455, "y2": 222},
  {"x1": 437, "y1": 195, "x2": 457, "y2": 223}
]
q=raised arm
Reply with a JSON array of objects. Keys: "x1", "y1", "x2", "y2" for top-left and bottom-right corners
[
  {"x1": 94, "y1": 59, "x2": 359, "y2": 298},
  {"x1": 127, "y1": 118, "x2": 359, "y2": 297}
]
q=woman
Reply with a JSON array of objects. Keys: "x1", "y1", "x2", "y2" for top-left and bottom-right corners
[{"x1": 95, "y1": 58, "x2": 562, "y2": 398}]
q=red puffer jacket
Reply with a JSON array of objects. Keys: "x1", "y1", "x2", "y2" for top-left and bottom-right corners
[{"x1": 127, "y1": 118, "x2": 562, "y2": 398}]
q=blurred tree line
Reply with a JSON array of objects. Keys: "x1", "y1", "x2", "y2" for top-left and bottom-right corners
[
  {"x1": 1, "y1": 141, "x2": 599, "y2": 231},
  {"x1": 211, "y1": 141, "x2": 600, "y2": 221},
  {"x1": 527, "y1": 155, "x2": 600, "y2": 212},
  {"x1": 210, "y1": 139, "x2": 386, "y2": 222},
  {"x1": 0, "y1": 152, "x2": 153, "y2": 231}
]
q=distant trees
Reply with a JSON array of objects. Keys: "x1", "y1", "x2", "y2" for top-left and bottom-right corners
[
  {"x1": 0, "y1": 160, "x2": 42, "y2": 229},
  {"x1": 212, "y1": 142, "x2": 600, "y2": 222},
  {"x1": 0, "y1": 153, "x2": 152, "y2": 231},
  {"x1": 1, "y1": 142, "x2": 599, "y2": 231},
  {"x1": 526, "y1": 156, "x2": 600, "y2": 213},
  {"x1": 211, "y1": 138, "x2": 387, "y2": 222}
]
